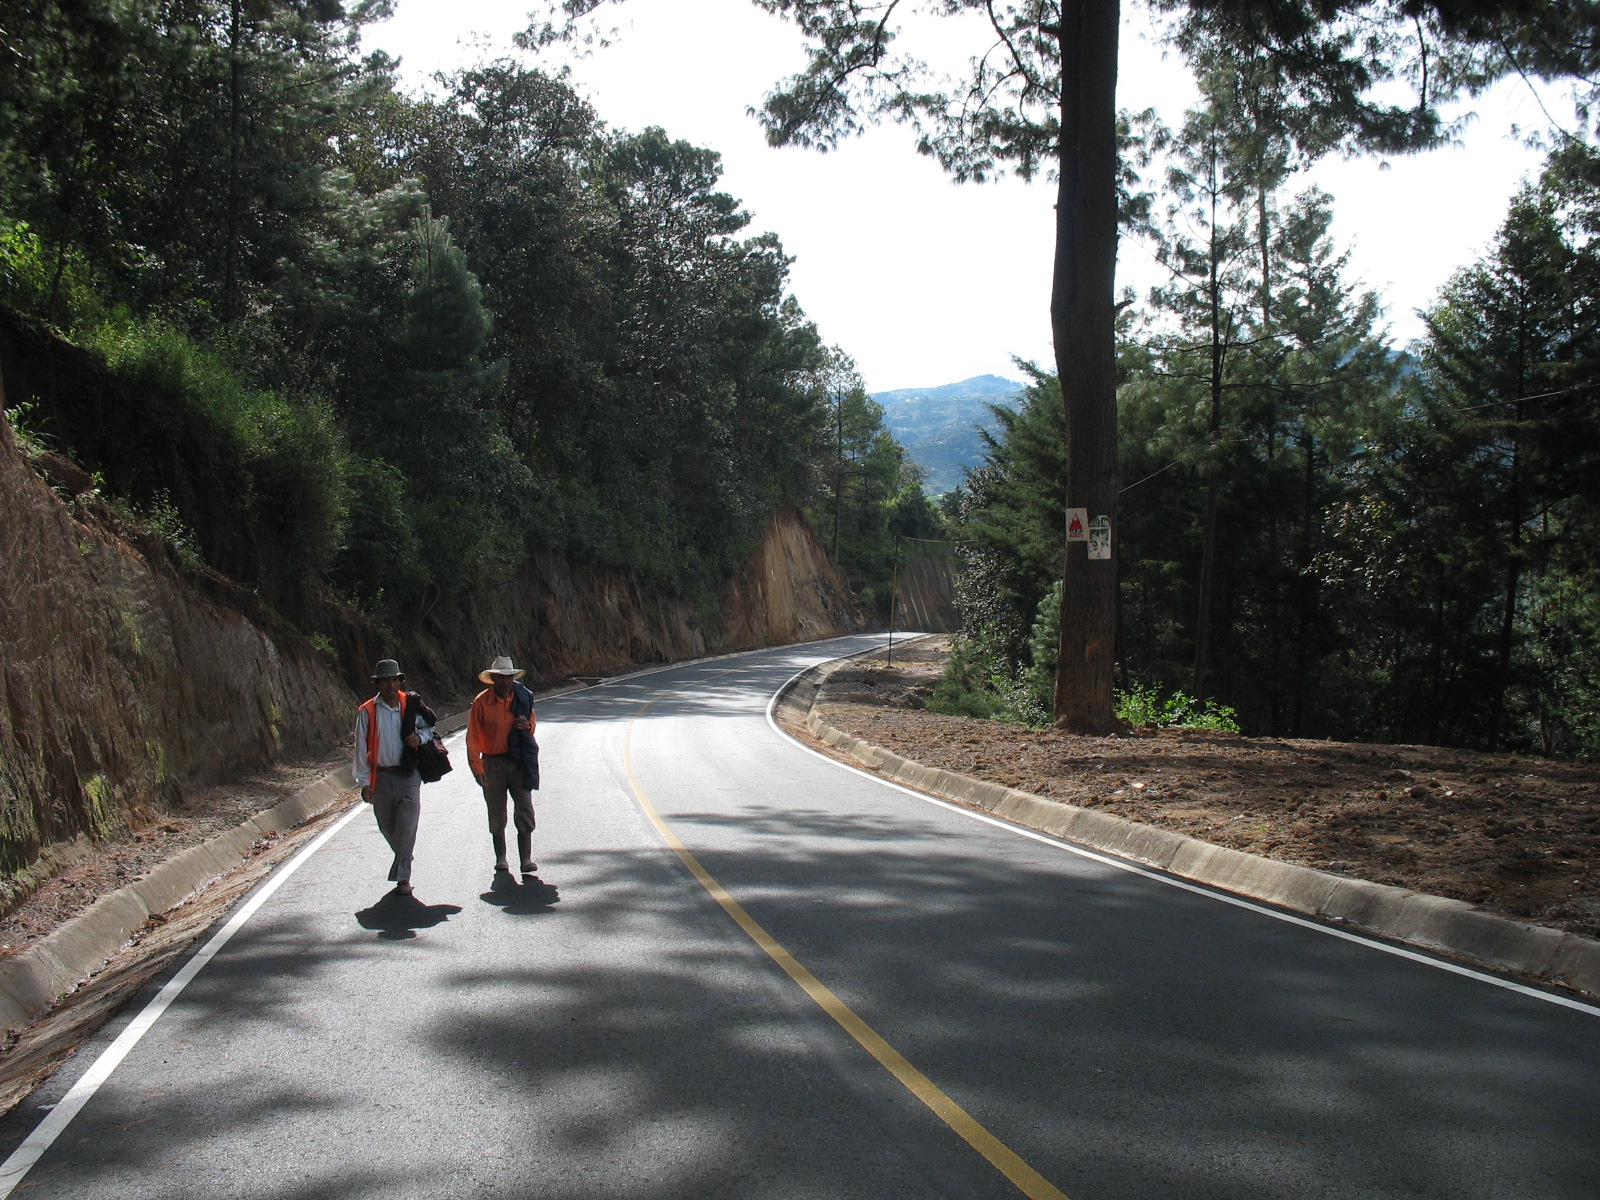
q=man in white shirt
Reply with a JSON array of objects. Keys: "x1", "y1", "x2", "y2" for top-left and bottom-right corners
[{"x1": 353, "y1": 659, "x2": 437, "y2": 895}]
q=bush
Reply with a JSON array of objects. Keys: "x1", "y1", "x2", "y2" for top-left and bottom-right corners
[
  {"x1": 81, "y1": 314, "x2": 350, "y2": 574},
  {"x1": 332, "y1": 456, "x2": 429, "y2": 621},
  {"x1": 1116, "y1": 683, "x2": 1242, "y2": 732},
  {"x1": 930, "y1": 629, "x2": 1047, "y2": 726},
  {"x1": 0, "y1": 220, "x2": 102, "y2": 326}
]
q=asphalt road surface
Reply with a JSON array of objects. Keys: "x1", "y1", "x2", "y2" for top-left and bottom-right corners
[{"x1": 2, "y1": 635, "x2": 1597, "y2": 1199}]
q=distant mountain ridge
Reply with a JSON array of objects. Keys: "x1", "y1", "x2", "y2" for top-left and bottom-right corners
[{"x1": 872, "y1": 373, "x2": 1025, "y2": 495}]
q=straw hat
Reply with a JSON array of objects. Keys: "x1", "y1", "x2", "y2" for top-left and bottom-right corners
[{"x1": 478, "y1": 655, "x2": 525, "y2": 684}]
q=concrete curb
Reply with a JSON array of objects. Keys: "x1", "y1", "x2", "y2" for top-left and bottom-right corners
[
  {"x1": 0, "y1": 763, "x2": 367, "y2": 1032},
  {"x1": 778, "y1": 658, "x2": 1600, "y2": 1002}
]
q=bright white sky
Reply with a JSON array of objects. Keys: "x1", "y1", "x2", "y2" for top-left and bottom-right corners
[{"x1": 366, "y1": 0, "x2": 1578, "y2": 392}]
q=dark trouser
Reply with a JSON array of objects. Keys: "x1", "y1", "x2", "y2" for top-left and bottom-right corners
[
  {"x1": 480, "y1": 754, "x2": 536, "y2": 868},
  {"x1": 370, "y1": 768, "x2": 421, "y2": 883}
]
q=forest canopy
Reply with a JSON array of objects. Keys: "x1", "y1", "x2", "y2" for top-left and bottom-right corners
[
  {"x1": 0, "y1": 0, "x2": 925, "y2": 636},
  {"x1": 944, "y1": 135, "x2": 1600, "y2": 757}
]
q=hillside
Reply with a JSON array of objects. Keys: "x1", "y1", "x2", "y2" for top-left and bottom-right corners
[{"x1": 872, "y1": 374, "x2": 1024, "y2": 495}]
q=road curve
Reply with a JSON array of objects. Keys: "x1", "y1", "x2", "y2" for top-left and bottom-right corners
[{"x1": 1, "y1": 635, "x2": 1596, "y2": 1200}]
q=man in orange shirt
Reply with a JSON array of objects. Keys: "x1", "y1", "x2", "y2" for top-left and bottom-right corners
[{"x1": 467, "y1": 655, "x2": 540, "y2": 879}]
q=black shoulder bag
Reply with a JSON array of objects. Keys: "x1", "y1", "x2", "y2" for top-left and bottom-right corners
[{"x1": 404, "y1": 693, "x2": 453, "y2": 783}]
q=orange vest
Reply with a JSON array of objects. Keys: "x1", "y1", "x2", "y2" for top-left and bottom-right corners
[{"x1": 361, "y1": 691, "x2": 408, "y2": 772}]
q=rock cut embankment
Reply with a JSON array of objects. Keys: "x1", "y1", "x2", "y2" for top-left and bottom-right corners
[{"x1": 0, "y1": 405, "x2": 351, "y2": 895}]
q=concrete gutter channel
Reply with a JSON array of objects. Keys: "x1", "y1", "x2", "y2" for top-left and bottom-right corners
[
  {"x1": 776, "y1": 654, "x2": 1600, "y2": 1004},
  {"x1": 5, "y1": 648, "x2": 1596, "y2": 1038}
]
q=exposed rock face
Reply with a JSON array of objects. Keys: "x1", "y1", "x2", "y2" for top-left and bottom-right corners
[
  {"x1": 405, "y1": 512, "x2": 862, "y2": 686},
  {"x1": 0, "y1": 408, "x2": 351, "y2": 883}
]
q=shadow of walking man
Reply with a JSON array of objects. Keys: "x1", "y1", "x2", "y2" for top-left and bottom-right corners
[
  {"x1": 356, "y1": 891, "x2": 464, "y2": 941},
  {"x1": 479, "y1": 870, "x2": 560, "y2": 915}
]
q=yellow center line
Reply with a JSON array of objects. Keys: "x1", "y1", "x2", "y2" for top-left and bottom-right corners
[{"x1": 623, "y1": 677, "x2": 1071, "y2": 1200}]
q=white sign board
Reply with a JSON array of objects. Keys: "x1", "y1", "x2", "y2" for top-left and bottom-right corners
[
  {"x1": 1065, "y1": 508, "x2": 1088, "y2": 542},
  {"x1": 1087, "y1": 515, "x2": 1112, "y2": 560}
]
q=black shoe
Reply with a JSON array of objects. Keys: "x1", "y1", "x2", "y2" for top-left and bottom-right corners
[
  {"x1": 395, "y1": 881, "x2": 414, "y2": 896},
  {"x1": 494, "y1": 861, "x2": 511, "y2": 873},
  {"x1": 520, "y1": 862, "x2": 537, "y2": 874}
]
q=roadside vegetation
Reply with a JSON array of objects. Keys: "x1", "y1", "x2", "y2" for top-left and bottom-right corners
[
  {"x1": 941, "y1": 135, "x2": 1600, "y2": 757},
  {"x1": 0, "y1": 4, "x2": 930, "y2": 642}
]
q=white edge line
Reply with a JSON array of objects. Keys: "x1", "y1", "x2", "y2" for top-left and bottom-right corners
[
  {"x1": 763, "y1": 659, "x2": 1600, "y2": 1021},
  {"x1": 0, "y1": 802, "x2": 368, "y2": 1197}
]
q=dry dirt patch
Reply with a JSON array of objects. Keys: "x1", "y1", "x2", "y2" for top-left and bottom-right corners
[{"x1": 806, "y1": 636, "x2": 1600, "y2": 940}]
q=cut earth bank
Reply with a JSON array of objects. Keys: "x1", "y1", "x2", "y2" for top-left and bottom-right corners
[
  {"x1": 786, "y1": 637, "x2": 1600, "y2": 988},
  {"x1": 0, "y1": 311, "x2": 863, "y2": 938}
]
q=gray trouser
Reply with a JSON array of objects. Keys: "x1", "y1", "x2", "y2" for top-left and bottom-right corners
[
  {"x1": 370, "y1": 769, "x2": 421, "y2": 883},
  {"x1": 480, "y1": 754, "x2": 536, "y2": 867}
]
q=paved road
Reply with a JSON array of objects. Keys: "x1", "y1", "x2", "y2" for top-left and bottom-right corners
[{"x1": 2, "y1": 635, "x2": 1597, "y2": 1199}]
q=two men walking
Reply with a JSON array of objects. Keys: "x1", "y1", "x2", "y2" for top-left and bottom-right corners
[{"x1": 355, "y1": 655, "x2": 540, "y2": 893}]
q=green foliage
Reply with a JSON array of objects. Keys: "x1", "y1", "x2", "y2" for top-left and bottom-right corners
[
  {"x1": 0, "y1": 20, "x2": 859, "y2": 645},
  {"x1": 114, "y1": 490, "x2": 203, "y2": 572},
  {"x1": 940, "y1": 132, "x2": 1600, "y2": 755},
  {"x1": 930, "y1": 580, "x2": 1060, "y2": 727},
  {"x1": 1, "y1": 400, "x2": 51, "y2": 459},
  {"x1": 0, "y1": 220, "x2": 101, "y2": 324},
  {"x1": 80, "y1": 313, "x2": 351, "y2": 574},
  {"x1": 1115, "y1": 684, "x2": 1241, "y2": 733},
  {"x1": 333, "y1": 456, "x2": 428, "y2": 621},
  {"x1": 944, "y1": 366, "x2": 1066, "y2": 673},
  {"x1": 803, "y1": 351, "x2": 930, "y2": 608},
  {"x1": 1314, "y1": 142, "x2": 1600, "y2": 753},
  {"x1": 928, "y1": 634, "x2": 1028, "y2": 724},
  {"x1": 304, "y1": 632, "x2": 338, "y2": 668}
]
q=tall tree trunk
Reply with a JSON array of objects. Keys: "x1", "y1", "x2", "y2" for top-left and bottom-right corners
[
  {"x1": 1192, "y1": 194, "x2": 1225, "y2": 699},
  {"x1": 225, "y1": 0, "x2": 244, "y2": 323},
  {"x1": 831, "y1": 397, "x2": 844, "y2": 560},
  {"x1": 1491, "y1": 409, "x2": 1523, "y2": 749},
  {"x1": 1258, "y1": 185, "x2": 1283, "y2": 730},
  {"x1": 1052, "y1": 0, "x2": 1121, "y2": 733},
  {"x1": 1292, "y1": 425, "x2": 1317, "y2": 734}
]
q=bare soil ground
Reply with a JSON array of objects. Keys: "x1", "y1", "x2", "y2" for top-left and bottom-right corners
[{"x1": 806, "y1": 636, "x2": 1600, "y2": 940}]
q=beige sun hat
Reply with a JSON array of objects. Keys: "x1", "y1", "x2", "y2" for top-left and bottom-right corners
[{"x1": 478, "y1": 654, "x2": 525, "y2": 684}]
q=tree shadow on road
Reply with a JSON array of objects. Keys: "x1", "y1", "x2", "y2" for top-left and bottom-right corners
[{"x1": 354, "y1": 892, "x2": 463, "y2": 940}]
